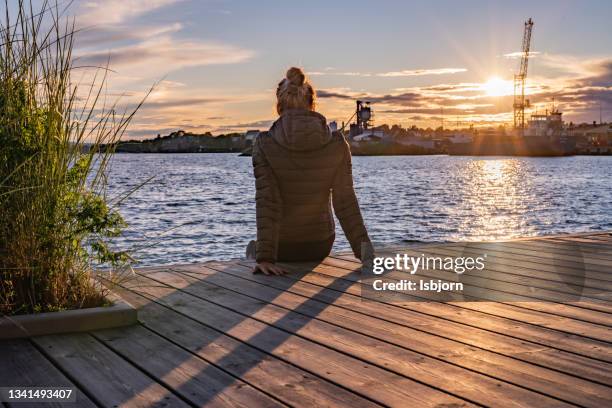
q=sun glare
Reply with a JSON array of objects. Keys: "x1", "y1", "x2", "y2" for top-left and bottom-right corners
[{"x1": 484, "y1": 77, "x2": 513, "y2": 97}]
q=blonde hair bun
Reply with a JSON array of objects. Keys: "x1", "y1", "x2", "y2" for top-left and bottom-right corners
[
  {"x1": 276, "y1": 66, "x2": 315, "y2": 114},
  {"x1": 286, "y1": 67, "x2": 305, "y2": 86}
]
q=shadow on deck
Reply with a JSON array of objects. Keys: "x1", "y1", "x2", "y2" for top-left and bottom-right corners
[{"x1": 1, "y1": 232, "x2": 612, "y2": 407}]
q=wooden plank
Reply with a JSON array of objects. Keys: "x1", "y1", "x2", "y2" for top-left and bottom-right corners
[
  {"x1": 388, "y1": 246, "x2": 612, "y2": 308},
  {"x1": 0, "y1": 339, "x2": 97, "y2": 408},
  {"x1": 198, "y1": 261, "x2": 612, "y2": 383},
  {"x1": 141, "y1": 268, "x2": 608, "y2": 407},
  {"x1": 504, "y1": 232, "x2": 611, "y2": 241},
  {"x1": 106, "y1": 285, "x2": 380, "y2": 408},
  {"x1": 93, "y1": 325, "x2": 286, "y2": 408},
  {"x1": 406, "y1": 244, "x2": 612, "y2": 293},
  {"x1": 407, "y1": 243, "x2": 612, "y2": 283},
  {"x1": 32, "y1": 333, "x2": 189, "y2": 408},
  {"x1": 547, "y1": 237, "x2": 612, "y2": 252},
  {"x1": 556, "y1": 236, "x2": 612, "y2": 244},
  {"x1": 330, "y1": 255, "x2": 612, "y2": 326},
  {"x1": 438, "y1": 240, "x2": 612, "y2": 271},
  {"x1": 232, "y1": 260, "x2": 612, "y2": 362},
  {"x1": 315, "y1": 257, "x2": 612, "y2": 343},
  {"x1": 119, "y1": 274, "x2": 473, "y2": 407},
  {"x1": 451, "y1": 242, "x2": 612, "y2": 268},
  {"x1": 501, "y1": 240, "x2": 612, "y2": 260},
  {"x1": 580, "y1": 236, "x2": 612, "y2": 243},
  {"x1": 584, "y1": 233, "x2": 612, "y2": 239},
  {"x1": 430, "y1": 243, "x2": 611, "y2": 281}
]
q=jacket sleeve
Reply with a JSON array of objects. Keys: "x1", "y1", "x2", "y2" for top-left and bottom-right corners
[
  {"x1": 331, "y1": 140, "x2": 371, "y2": 260},
  {"x1": 252, "y1": 135, "x2": 282, "y2": 262}
]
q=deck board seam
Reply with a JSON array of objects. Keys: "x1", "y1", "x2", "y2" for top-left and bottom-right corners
[
  {"x1": 260, "y1": 259, "x2": 612, "y2": 345},
  {"x1": 327, "y1": 255, "x2": 612, "y2": 328},
  {"x1": 138, "y1": 270, "x2": 601, "y2": 407},
  {"x1": 204, "y1": 263, "x2": 612, "y2": 371},
  {"x1": 171, "y1": 266, "x2": 612, "y2": 388},
  {"x1": 29, "y1": 337, "x2": 105, "y2": 408},
  {"x1": 115, "y1": 279, "x2": 391, "y2": 408},
  {"x1": 85, "y1": 330, "x2": 199, "y2": 408},
  {"x1": 89, "y1": 327, "x2": 292, "y2": 408},
  {"x1": 438, "y1": 242, "x2": 612, "y2": 266},
  {"x1": 400, "y1": 245, "x2": 612, "y2": 287},
  {"x1": 133, "y1": 271, "x2": 491, "y2": 407},
  {"x1": 232, "y1": 261, "x2": 612, "y2": 363},
  {"x1": 495, "y1": 242, "x2": 612, "y2": 262}
]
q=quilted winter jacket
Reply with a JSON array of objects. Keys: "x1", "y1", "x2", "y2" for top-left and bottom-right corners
[{"x1": 252, "y1": 108, "x2": 370, "y2": 263}]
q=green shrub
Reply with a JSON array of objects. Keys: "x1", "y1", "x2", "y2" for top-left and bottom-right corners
[{"x1": 0, "y1": 1, "x2": 145, "y2": 315}]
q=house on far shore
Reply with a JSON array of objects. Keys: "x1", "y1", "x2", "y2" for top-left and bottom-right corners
[
  {"x1": 570, "y1": 123, "x2": 612, "y2": 154},
  {"x1": 230, "y1": 134, "x2": 243, "y2": 147},
  {"x1": 244, "y1": 130, "x2": 260, "y2": 148}
]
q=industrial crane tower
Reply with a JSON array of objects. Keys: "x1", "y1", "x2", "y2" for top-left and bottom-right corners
[{"x1": 513, "y1": 18, "x2": 534, "y2": 134}]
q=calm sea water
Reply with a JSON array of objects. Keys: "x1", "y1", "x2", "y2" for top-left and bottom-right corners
[{"x1": 106, "y1": 154, "x2": 612, "y2": 266}]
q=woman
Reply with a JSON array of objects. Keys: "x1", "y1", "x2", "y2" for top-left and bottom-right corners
[{"x1": 249, "y1": 67, "x2": 371, "y2": 275}]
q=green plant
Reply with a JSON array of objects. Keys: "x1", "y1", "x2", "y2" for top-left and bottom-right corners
[{"x1": 0, "y1": 1, "x2": 146, "y2": 315}]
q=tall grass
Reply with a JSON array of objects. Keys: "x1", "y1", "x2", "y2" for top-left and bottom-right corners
[{"x1": 0, "y1": 1, "x2": 145, "y2": 315}]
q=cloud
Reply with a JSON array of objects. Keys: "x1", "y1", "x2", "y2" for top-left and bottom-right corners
[
  {"x1": 319, "y1": 89, "x2": 426, "y2": 106},
  {"x1": 503, "y1": 51, "x2": 540, "y2": 59},
  {"x1": 381, "y1": 105, "x2": 503, "y2": 115},
  {"x1": 76, "y1": 37, "x2": 254, "y2": 70},
  {"x1": 574, "y1": 60, "x2": 612, "y2": 87},
  {"x1": 368, "y1": 93, "x2": 426, "y2": 105},
  {"x1": 317, "y1": 90, "x2": 358, "y2": 100},
  {"x1": 139, "y1": 97, "x2": 224, "y2": 110},
  {"x1": 75, "y1": 0, "x2": 183, "y2": 26},
  {"x1": 76, "y1": 23, "x2": 183, "y2": 47},
  {"x1": 219, "y1": 119, "x2": 275, "y2": 129},
  {"x1": 536, "y1": 54, "x2": 611, "y2": 79},
  {"x1": 376, "y1": 68, "x2": 467, "y2": 77},
  {"x1": 310, "y1": 71, "x2": 370, "y2": 77},
  {"x1": 309, "y1": 67, "x2": 467, "y2": 78}
]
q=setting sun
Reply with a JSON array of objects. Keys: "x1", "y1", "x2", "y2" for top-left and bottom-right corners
[{"x1": 484, "y1": 76, "x2": 514, "y2": 97}]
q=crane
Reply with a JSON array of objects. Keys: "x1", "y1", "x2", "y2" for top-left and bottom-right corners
[{"x1": 513, "y1": 18, "x2": 534, "y2": 134}]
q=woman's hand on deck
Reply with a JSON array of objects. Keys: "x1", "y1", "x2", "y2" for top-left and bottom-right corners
[{"x1": 253, "y1": 261, "x2": 287, "y2": 276}]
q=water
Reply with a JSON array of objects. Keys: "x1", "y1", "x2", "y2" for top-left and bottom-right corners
[{"x1": 106, "y1": 154, "x2": 612, "y2": 266}]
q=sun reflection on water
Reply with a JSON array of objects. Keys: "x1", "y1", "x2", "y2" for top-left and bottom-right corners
[{"x1": 452, "y1": 158, "x2": 537, "y2": 241}]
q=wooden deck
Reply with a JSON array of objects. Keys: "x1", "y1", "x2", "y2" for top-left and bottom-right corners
[{"x1": 2, "y1": 232, "x2": 612, "y2": 407}]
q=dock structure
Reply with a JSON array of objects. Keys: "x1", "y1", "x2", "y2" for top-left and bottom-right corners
[{"x1": 1, "y1": 232, "x2": 611, "y2": 407}]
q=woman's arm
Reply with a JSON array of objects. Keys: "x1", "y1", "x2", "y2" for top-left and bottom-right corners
[
  {"x1": 252, "y1": 135, "x2": 282, "y2": 263},
  {"x1": 331, "y1": 141, "x2": 371, "y2": 260}
]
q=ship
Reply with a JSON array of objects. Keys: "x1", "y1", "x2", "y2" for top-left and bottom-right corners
[{"x1": 448, "y1": 109, "x2": 576, "y2": 156}]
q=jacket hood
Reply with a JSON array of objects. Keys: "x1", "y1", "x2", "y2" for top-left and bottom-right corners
[{"x1": 269, "y1": 109, "x2": 332, "y2": 151}]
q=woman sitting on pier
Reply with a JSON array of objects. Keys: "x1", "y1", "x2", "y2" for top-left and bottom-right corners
[{"x1": 247, "y1": 67, "x2": 371, "y2": 275}]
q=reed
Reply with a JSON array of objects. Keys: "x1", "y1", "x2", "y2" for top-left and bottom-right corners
[{"x1": 0, "y1": 1, "x2": 145, "y2": 315}]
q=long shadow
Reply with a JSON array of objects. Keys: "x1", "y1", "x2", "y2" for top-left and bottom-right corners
[
  {"x1": 95, "y1": 257, "x2": 368, "y2": 407},
  {"x1": 161, "y1": 260, "x2": 363, "y2": 405}
]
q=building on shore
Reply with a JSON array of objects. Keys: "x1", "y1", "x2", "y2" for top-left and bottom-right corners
[
  {"x1": 569, "y1": 123, "x2": 612, "y2": 154},
  {"x1": 114, "y1": 130, "x2": 247, "y2": 153}
]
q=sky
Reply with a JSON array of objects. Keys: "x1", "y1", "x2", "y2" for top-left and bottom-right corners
[{"x1": 16, "y1": 0, "x2": 612, "y2": 137}]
